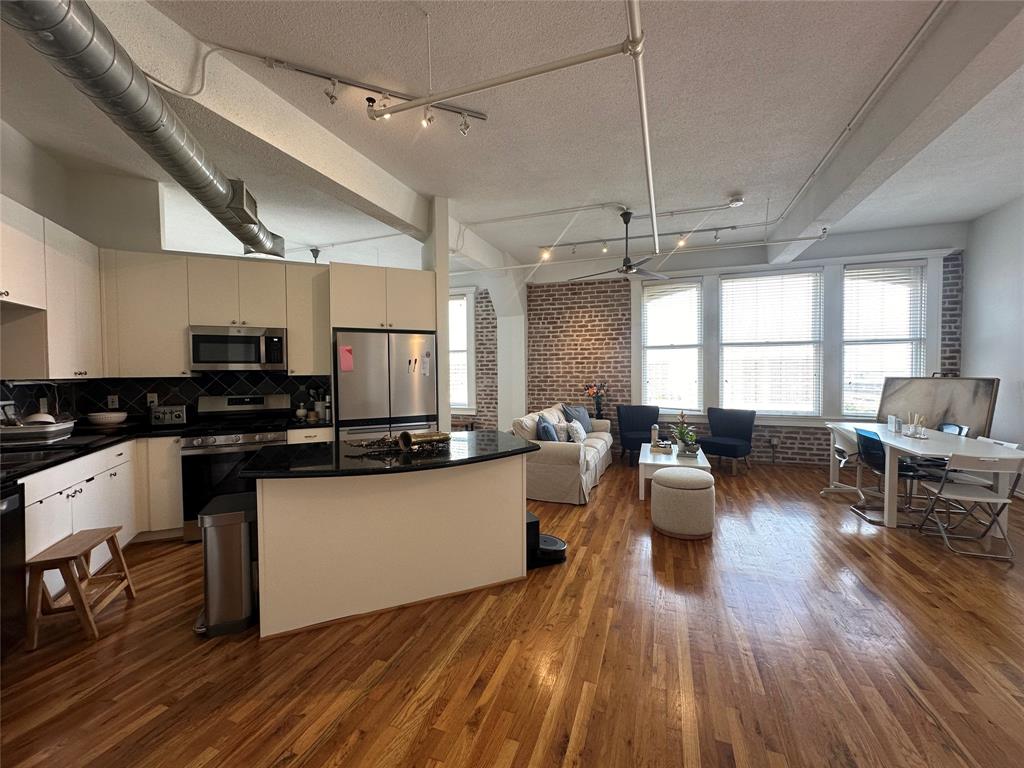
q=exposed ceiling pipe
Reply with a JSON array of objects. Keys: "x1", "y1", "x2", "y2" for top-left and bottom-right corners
[
  {"x1": 624, "y1": 0, "x2": 660, "y2": 254},
  {"x1": 2, "y1": 0, "x2": 285, "y2": 257},
  {"x1": 368, "y1": 41, "x2": 630, "y2": 120},
  {"x1": 543, "y1": 225, "x2": 739, "y2": 251},
  {"x1": 449, "y1": 229, "x2": 829, "y2": 276}
]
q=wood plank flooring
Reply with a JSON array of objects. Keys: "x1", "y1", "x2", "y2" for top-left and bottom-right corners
[{"x1": 3, "y1": 462, "x2": 1023, "y2": 767}]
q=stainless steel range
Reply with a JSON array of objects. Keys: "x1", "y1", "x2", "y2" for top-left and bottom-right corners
[{"x1": 180, "y1": 395, "x2": 289, "y2": 541}]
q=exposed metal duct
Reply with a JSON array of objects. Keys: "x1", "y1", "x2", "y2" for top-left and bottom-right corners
[{"x1": 2, "y1": 0, "x2": 285, "y2": 257}]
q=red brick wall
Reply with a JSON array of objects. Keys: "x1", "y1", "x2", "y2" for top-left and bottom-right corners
[
  {"x1": 527, "y1": 279, "x2": 632, "y2": 444},
  {"x1": 940, "y1": 252, "x2": 963, "y2": 375},
  {"x1": 451, "y1": 289, "x2": 498, "y2": 431}
]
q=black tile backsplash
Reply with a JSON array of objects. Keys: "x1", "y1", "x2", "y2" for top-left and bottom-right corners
[{"x1": 1, "y1": 373, "x2": 330, "y2": 419}]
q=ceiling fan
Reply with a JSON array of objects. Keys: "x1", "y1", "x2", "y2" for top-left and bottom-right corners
[{"x1": 569, "y1": 210, "x2": 669, "y2": 281}]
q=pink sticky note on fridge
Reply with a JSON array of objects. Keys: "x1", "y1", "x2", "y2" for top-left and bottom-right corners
[{"x1": 340, "y1": 345, "x2": 354, "y2": 372}]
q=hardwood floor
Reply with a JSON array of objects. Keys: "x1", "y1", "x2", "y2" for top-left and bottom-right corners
[{"x1": 3, "y1": 462, "x2": 1023, "y2": 768}]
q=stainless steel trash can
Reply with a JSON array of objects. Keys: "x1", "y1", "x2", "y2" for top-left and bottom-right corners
[{"x1": 193, "y1": 492, "x2": 257, "y2": 637}]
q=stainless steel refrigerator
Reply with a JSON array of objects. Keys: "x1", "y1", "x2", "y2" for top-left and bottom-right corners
[{"x1": 333, "y1": 329, "x2": 438, "y2": 441}]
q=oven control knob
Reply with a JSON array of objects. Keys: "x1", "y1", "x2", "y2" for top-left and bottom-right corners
[
  {"x1": 254, "y1": 434, "x2": 266, "y2": 443},
  {"x1": 189, "y1": 438, "x2": 202, "y2": 448},
  {"x1": 203, "y1": 436, "x2": 218, "y2": 446},
  {"x1": 231, "y1": 435, "x2": 242, "y2": 443}
]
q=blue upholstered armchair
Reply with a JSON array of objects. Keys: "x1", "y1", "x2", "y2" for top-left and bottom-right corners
[
  {"x1": 697, "y1": 407, "x2": 755, "y2": 475},
  {"x1": 616, "y1": 405, "x2": 660, "y2": 465}
]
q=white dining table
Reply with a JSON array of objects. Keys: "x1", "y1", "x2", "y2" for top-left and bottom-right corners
[{"x1": 824, "y1": 422, "x2": 1023, "y2": 536}]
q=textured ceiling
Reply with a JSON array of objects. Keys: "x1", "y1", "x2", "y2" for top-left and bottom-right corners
[
  {"x1": 5, "y1": 1, "x2": 1015, "y2": 266},
  {"x1": 833, "y1": 65, "x2": 1024, "y2": 234},
  {"x1": 149, "y1": 0, "x2": 936, "y2": 260}
]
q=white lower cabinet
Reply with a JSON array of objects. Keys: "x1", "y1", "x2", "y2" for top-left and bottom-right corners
[
  {"x1": 146, "y1": 436, "x2": 183, "y2": 532},
  {"x1": 70, "y1": 461, "x2": 135, "y2": 573},
  {"x1": 286, "y1": 427, "x2": 334, "y2": 445},
  {"x1": 24, "y1": 492, "x2": 74, "y2": 596}
]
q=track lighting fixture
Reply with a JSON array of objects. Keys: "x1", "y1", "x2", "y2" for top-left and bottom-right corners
[
  {"x1": 324, "y1": 79, "x2": 338, "y2": 106},
  {"x1": 677, "y1": 234, "x2": 686, "y2": 247},
  {"x1": 458, "y1": 113, "x2": 470, "y2": 136},
  {"x1": 571, "y1": 246, "x2": 577, "y2": 255},
  {"x1": 379, "y1": 93, "x2": 392, "y2": 119},
  {"x1": 713, "y1": 230, "x2": 721, "y2": 243},
  {"x1": 310, "y1": 247, "x2": 321, "y2": 263},
  {"x1": 540, "y1": 249, "x2": 551, "y2": 260},
  {"x1": 601, "y1": 242, "x2": 608, "y2": 253},
  {"x1": 728, "y1": 196, "x2": 744, "y2": 208},
  {"x1": 421, "y1": 105, "x2": 435, "y2": 128}
]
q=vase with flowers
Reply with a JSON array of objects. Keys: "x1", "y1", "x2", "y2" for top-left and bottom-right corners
[
  {"x1": 582, "y1": 382, "x2": 608, "y2": 419},
  {"x1": 674, "y1": 412, "x2": 698, "y2": 454}
]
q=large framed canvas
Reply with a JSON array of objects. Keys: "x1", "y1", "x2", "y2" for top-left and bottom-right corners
[{"x1": 876, "y1": 377, "x2": 1000, "y2": 437}]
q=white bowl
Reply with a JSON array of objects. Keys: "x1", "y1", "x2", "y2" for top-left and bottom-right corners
[
  {"x1": 23, "y1": 412, "x2": 56, "y2": 424},
  {"x1": 86, "y1": 411, "x2": 128, "y2": 426}
]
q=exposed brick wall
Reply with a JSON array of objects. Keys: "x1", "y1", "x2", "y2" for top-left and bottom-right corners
[
  {"x1": 451, "y1": 289, "x2": 498, "y2": 431},
  {"x1": 940, "y1": 252, "x2": 963, "y2": 375},
  {"x1": 527, "y1": 279, "x2": 631, "y2": 445},
  {"x1": 656, "y1": 419, "x2": 832, "y2": 465}
]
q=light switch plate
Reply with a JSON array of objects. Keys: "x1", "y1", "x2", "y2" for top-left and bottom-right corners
[
  {"x1": 146, "y1": 393, "x2": 159, "y2": 408},
  {"x1": 107, "y1": 395, "x2": 119, "y2": 409}
]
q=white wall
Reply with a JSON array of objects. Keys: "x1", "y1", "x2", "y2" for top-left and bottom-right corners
[
  {"x1": 962, "y1": 196, "x2": 1024, "y2": 443},
  {"x1": 1, "y1": 120, "x2": 71, "y2": 226}
]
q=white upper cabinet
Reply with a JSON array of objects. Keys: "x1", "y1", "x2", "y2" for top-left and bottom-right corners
[
  {"x1": 43, "y1": 220, "x2": 103, "y2": 379},
  {"x1": 330, "y1": 262, "x2": 388, "y2": 329},
  {"x1": 105, "y1": 251, "x2": 190, "y2": 377},
  {"x1": 385, "y1": 267, "x2": 436, "y2": 331},
  {"x1": 0, "y1": 195, "x2": 47, "y2": 309},
  {"x1": 286, "y1": 264, "x2": 330, "y2": 375},
  {"x1": 188, "y1": 256, "x2": 286, "y2": 327},
  {"x1": 239, "y1": 260, "x2": 286, "y2": 327},
  {"x1": 329, "y1": 263, "x2": 435, "y2": 331},
  {"x1": 187, "y1": 256, "x2": 239, "y2": 326}
]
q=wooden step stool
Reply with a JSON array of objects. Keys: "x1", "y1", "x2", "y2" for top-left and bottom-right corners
[{"x1": 26, "y1": 526, "x2": 136, "y2": 650}]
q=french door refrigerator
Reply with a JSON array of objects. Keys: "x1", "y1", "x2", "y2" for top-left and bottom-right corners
[{"x1": 333, "y1": 329, "x2": 438, "y2": 441}]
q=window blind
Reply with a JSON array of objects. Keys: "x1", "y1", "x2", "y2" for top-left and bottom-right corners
[
  {"x1": 842, "y1": 263, "x2": 927, "y2": 417},
  {"x1": 720, "y1": 270, "x2": 823, "y2": 415},
  {"x1": 448, "y1": 295, "x2": 471, "y2": 409},
  {"x1": 641, "y1": 280, "x2": 703, "y2": 410}
]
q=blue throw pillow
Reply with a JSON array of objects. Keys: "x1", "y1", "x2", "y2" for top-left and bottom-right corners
[
  {"x1": 562, "y1": 404, "x2": 592, "y2": 433},
  {"x1": 537, "y1": 414, "x2": 558, "y2": 442}
]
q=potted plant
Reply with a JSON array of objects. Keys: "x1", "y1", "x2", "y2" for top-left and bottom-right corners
[
  {"x1": 582, "y1": 382, "x2": 608, "y2": 419},
  {"x1": 674, "y1": 412, "x2": 698, "y2": 453}
]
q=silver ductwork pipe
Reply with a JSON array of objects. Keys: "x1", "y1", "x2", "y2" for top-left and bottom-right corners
[{"x1": 2, "y1": 0, "x2": 284, "y2": 257}]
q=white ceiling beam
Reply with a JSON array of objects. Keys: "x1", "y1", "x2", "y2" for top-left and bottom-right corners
[
  {"x1": 92, "y1": 1, "x2": 431, "y2": 239},
  {"x1": 768, "y1": 1, "x2": 1024, "y2": 264}
]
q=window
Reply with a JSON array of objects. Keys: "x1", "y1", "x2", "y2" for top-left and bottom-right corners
[
  {"x1": 642, "y1": 280, "x2": 702, "y2": 410},
  {"x1": 448, "y1": 293, "x2": 474, "y2": 410},
  {"x1": 842, "y1": 264, "x2": 927, "y2": 417},
  {"x1": 720, "y1": 271, "x2": 823, "y2": 415}
]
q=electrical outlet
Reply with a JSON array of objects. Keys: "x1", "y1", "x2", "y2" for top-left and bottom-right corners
[
  {"x1": 146, "y1": 393, "x2": 159, "y2": 408},
  {"x1": 107, "y1": 395, "x2": 120, "y2": 409},
  {"x1": 39, "y1": 397, "x2": 48, "y2": 414}
]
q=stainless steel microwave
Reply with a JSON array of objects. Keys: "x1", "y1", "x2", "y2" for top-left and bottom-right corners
[{"x1": 188, "y1": 326, "x2": 287, "y2": 372}]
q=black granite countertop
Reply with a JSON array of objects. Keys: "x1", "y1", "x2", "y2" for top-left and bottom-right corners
[
  {"x1": 239, "y1": 430, "x2": 539, "y2": 479},
  {"x1": 1, "y1": 419, "x2": 186, "y2": 484}
]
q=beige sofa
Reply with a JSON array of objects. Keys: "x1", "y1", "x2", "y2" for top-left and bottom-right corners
[{"x1": 511, "y1": 404, "x2": 614, "y2": 504}]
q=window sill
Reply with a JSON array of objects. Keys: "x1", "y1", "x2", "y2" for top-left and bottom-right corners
[
  {"x1": 451, "y1": 407, "x2": 477, "y2": 416},
  {"x1": 657, "y1": 409, "x2": 876, "y2": 428}
]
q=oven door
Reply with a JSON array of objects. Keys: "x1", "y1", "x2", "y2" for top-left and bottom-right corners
[{"x1": 180, "y1": 445, "x2": 275, "y2": 541}]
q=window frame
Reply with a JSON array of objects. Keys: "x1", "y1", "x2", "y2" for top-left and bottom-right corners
[
  {"x1": 840, "y1": 261, "x2": 928, "y2": 418},
  {"x1": 448, "y1": 289, "x2": 476, "y2": 414},
  {"x1": 718, "y1": 268, "x2": 824, "y2": 416},
  {"x1": 640, "y1": 278, "x2": 704, "y2": 412},
  {"x1": 628, "y1": 250, "x2": 947, "y2": 426}
]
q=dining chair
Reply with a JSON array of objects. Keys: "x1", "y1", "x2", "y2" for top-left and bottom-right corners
[
  {"x1": 821, "y1": 428, "x2": 868, "y2": 498},
  {"x1": 851, "y1": 428, "x2": 931, "y2": 526},
  {"x1": 918, "y1": 453, "x2": 1024, "y2": 561}
]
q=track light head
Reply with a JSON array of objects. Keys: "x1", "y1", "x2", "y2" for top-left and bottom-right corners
[
  {"x1": 713, "y1": 230, "x2": 721, "y2": 243},
  {"x1": 540, "y1": 249, "x2": 551, "y2": 260},
  {"x1": 365, "y1": 96, "x2": 378, "y2": 120},
  {"x1": 458, "y1": 113, "x2": 470, "y2": 136},
  {"x1": 677, "y1": 234, "x2": 686, "y2": 247},
  {"x1": 310, "y1": 247, "x2": 321, "y2": 263},
  {"x1": 421, "y1": 106, "x2": 435, "y2": 128},
  {"x1": 728, "y1": 196, "x2": 744, "y2": 208},
  {"x1": 601, "y1": 242, "x2": 608, "y2": 253},
  {"x1": 324, "y1": 79, "x2": 338, "y2": 106},
  {"x1": 379, "y1": 93, "x2": 392, "y2": 119}
]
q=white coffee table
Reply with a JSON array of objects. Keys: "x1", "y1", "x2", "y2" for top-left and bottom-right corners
[{"x1": 638, "y1": 443, "x2": 711, "y2": 500}]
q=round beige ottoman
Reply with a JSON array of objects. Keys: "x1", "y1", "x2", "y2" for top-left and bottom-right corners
[{"x1": 651, "y1": 467, "x2": 716, "y2": 539}]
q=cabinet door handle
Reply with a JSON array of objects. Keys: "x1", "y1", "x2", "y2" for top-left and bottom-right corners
[
  {"x1": 241, "y1": 320, "x2": 247, "y2": 325},
  {"x1": 0, "y1": 290, "x2": 9, "y2": 297},
  {"x1": 110, "y1": 471, "x2": 117, "y2": 477},
  {"x1": 181, "y1": 371, "x2": 188, "y2": 375},
  {"x1": 116, "y1": 452, "x2": 124, "y2": 457},
  {"x1": 379, "y1": 322, "x2": 385, "y2": 327},
  {"x1": 388, "y1": 323, "x2": 393, "y2": 327},
  {"x1": 231, "y1": 320, "x2": 238, "y2": 325}
]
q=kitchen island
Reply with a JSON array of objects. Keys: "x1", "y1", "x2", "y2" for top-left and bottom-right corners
[{"x1": 241, "y1": 430, "x2": 539, "y2": 637}]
